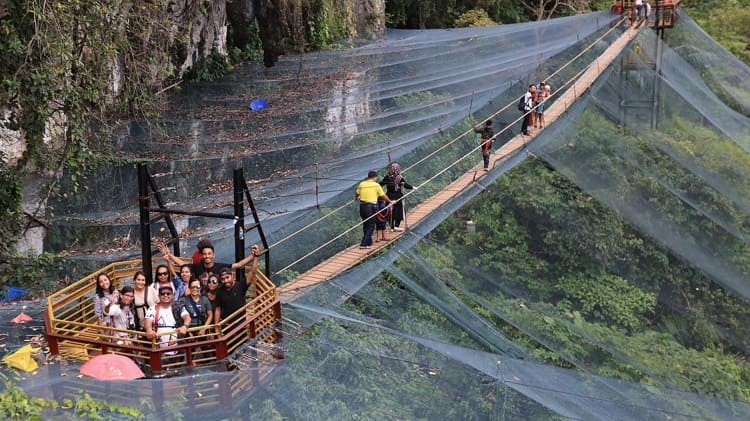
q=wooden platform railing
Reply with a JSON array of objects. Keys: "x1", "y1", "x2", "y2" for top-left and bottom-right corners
[{"x1": 45, "y1": 259, "x2": 281, "y2": 373}]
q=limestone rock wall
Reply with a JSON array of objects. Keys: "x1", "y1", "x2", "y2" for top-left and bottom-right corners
[
  {"x1": 171, "y1": 0, "x2": 229, "y2": 73},
  {"x1": 249, "y1": 0, "x2": 385, "y2": 66}
]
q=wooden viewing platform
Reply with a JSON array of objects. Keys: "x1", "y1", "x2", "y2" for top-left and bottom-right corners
[
  {"x1": 45, "y1": 258, "x2": 281, "y2": 374},
  {"x1": 279, "y1": 22, "x2": 642, "y2": 303}
]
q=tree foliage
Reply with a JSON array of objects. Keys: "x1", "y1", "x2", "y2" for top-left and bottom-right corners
[
  {"x1": 0, "y1": 0, "x2": 181, "y2": 251},
  {"x1": 455, "y1": 9, "x2": 497, "y2": 27},
  {"x1": 417, "y1": 110, "x2": 750, "y2": 400}
]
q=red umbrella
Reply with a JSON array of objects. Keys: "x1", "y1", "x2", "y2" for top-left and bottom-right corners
[
  {"x1": 10, "y1": 312, "x2": 32, "y2": 323},
  {"x1": 79, "y1": 353, "x2": 145, "y2": 381}
]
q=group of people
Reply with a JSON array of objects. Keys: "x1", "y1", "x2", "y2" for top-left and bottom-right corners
[
  {"x1": 92, "y1": 239, "x2": 261, "y2": 355},
  {"x1": 355, "y1": 163, "x2": 413, "y2": 249},
  {"x1": 634, "y1": 0, "x2": 652, "y2": 22},
  {"x1": 471, "y1": 82, "x2": 552, "y2": 173},
  {"x1": 520, "y1": 82, "x2": 551, "y2": 136}
]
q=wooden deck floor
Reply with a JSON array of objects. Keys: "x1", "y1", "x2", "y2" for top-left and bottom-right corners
[{"x1": 279, "y1": 24, "x2": 641, "y2": 303}]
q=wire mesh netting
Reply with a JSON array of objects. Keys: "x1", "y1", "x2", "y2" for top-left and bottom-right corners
[
  {"x1": 47, "y1": 12, "x2": 618, "y2": 259},
  {"x1": 8, "y1": 10, "x2": 750, "y2": 421}
]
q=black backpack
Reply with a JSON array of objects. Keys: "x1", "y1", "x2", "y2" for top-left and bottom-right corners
[
  {"x1": 180, "y1": 296, "x2": 208, "y2": 326},
  {"x1": 517, "y1": 95, "x2": 526, "y2": 111},
  {"x1": 171, "y1": 303, "x2": 186, "y2": 328}
]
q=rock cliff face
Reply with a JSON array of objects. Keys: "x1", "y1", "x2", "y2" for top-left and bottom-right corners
[
  {"x1": 7, "y1": 0, "x2": 386, "y2": 255},
  {"x1": 172, "y1": 0, "x2": 229, "y2": 72},
  {"x1": 247, "y1": 0, "x2": 385, "y2": 66}
]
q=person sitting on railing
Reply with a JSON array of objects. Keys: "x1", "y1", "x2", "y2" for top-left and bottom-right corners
[
  {"x1": 213, "y1": 244, "x2": 261, "y2": 324},
  {"x1": 104, "y1": 286, "x2": 137, "y2": 346},
  {"x1": 94, "y1": 273, "x2": 119, "y2": 329},
  {"x1": 145, "y1": 286, "x2": 190, "y2": 354}
]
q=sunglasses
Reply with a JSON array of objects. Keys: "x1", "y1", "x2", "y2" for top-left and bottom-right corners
[
  {"x1": 122, "y1": 294, "x2": 134, "y2": 298},
  {"x1": 157, "y1": 272, "x2": 169, "y2": 276},
  {"x1": 190, "y1": 285, "x2": 201, "y2": 290},
  {"x1": 208, "y1": 279, "x2": 219, "y2": 284},
  {"x1": 159, "y1": 291, "x2": 173, "y2": 296}
]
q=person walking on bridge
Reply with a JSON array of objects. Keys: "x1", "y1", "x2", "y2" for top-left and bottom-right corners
[
  {"x1": 380, "y1": 162, "x2": 413, "y2": 231},
  {"x1": 520, "y1": 85, "x2": 535, "y2": 136},
  {"x1": 474, "y1": 120, "x2": 494, "y2": 171},
  {"x1": 356, "y1": 171, "x2": 394, "y2": 249}
]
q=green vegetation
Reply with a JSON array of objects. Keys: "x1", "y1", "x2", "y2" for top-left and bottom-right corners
[
  {"x1": 0, "y1": 162, "x2": 23, "y2": 255},
  {"x1": 685, "y1": 0, "x2": 750, "y2": 65},
  {"x1": 0, "y1": 376, "x2": 143, "y2": 420},
  {"x1": 455, "y1": 9, "x2": 497, "y2": 27},
  {"x1": 0, "y1": 0, "x2": 180, "y2": 251},
  {"x1": 0, "y1": 252, "x2": 70, "y2": 298},
  {"x1": 383, "y1": 0, "x2": 750, "y2": 67},
  {"x1": 416, "y1": 111, "x2": 750, "y2": 400},
  {"x1": 307, "y1": 0, "x2": 355, "y2": 49}
]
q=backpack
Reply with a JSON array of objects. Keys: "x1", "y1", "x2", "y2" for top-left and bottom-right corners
[
  {"x1": 181, "y1": 296, "x2": 208, "y2": 326},
  {"x1": 167, "y1": 303, "x2": 186, "y2": 328},
  {"x1": 517, "y1": 95, "x2": 526, "y2": 111},
  {"x1": 150, "y1": 304, "x2": 186, "y2": 329}
]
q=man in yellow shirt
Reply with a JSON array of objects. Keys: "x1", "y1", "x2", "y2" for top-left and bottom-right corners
[{"x1": 355, "y1": 171, "x2": 394, "y2": 249}]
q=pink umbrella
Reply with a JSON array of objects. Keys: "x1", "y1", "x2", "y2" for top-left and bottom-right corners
[
  {"x1": 79, "y1": 353, "x2": 145, "y2": 381},
  {"x1": 10, "y1": 312, "x2": 32, "y2": 323}
]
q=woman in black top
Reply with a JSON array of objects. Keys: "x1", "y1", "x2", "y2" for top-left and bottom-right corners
[
  {"x1": 380, "y1": 162, "x2": 413, "y2": 231},
  {"x1": 474, "y1": 120, "x2": 494, "y2": 170}
]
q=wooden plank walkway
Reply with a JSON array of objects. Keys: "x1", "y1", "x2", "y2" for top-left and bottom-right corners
[{"x1": 279, "y1": 24, "x2": 641, "y2": 303}]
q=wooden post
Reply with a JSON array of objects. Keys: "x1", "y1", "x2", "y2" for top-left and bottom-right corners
[
  {"x1": 185, "y1": 346, "x2": 193, "y2": 367},
  {"x1": 43, "y1": 311, "x2": 59, "y2": 355},
  {"x1": 150, "y1": 351, "x2": 162, "y2": 372},
  {"x1": 216, "y1": 338, "x2": 228, "y2": 361}
]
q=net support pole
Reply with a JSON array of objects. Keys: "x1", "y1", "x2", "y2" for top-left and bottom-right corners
[
  {"x1": 651, "y1": 27, "x2": 665, "y2": 130},
  {"x1": 315, "y1": 163, "x2": 320, "y2": 209},
  {"x1": 233, "y1": 167, "x2": 246, "y2": 285},
  {"x1": 138, "y1": 163, "x2": 153, "y2": 284}
]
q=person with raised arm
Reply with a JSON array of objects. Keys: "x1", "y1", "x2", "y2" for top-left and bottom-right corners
[
  {"x1": 160, "y1": 239, "x2": 261, "y2": 281},
  {"x1": 213, "y1": 244, "x2": 261, "y2": 324},
  {"x1": 104, "y1": 286, "x2": 137, "y2": 345}
]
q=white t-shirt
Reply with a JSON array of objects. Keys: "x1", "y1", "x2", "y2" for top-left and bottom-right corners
[
  {"x1": 145, "y1": 304, "x2": 188, "y2": 349},
  {"x1": 523, "y1": 91, "x2": 534, "y2": 111}
]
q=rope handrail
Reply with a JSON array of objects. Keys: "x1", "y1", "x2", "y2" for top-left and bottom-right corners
[{"x1": 273, "y1": 16, "x2": 631, "y2": 275}]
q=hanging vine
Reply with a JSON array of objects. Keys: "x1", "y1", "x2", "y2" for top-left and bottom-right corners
[{"x1": 0, "y1": 0, "x2": 181, "y2": 250}]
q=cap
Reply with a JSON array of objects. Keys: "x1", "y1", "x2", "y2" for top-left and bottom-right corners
[
  {"x1": 218, "y1": 267, "x2": 232, "y2": 275},
  {"x1": 158, "y1": 285, "x2": 173, "y2": 294}
]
